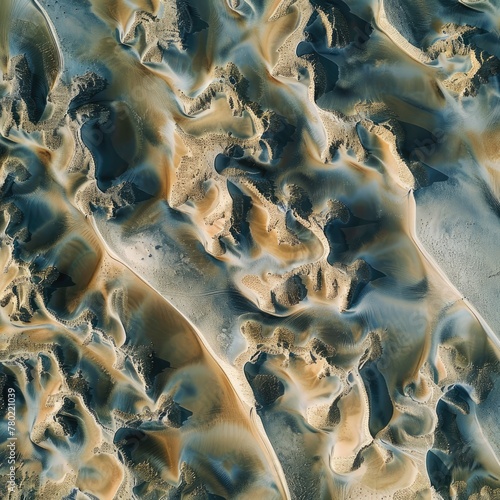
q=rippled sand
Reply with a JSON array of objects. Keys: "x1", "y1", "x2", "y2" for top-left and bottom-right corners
[{"x1": 0, "y1": 0, "x2": 499, "y2": 498}]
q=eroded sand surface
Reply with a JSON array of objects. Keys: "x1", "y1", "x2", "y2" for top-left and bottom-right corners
[{"x1": 0, "y1": 0, "x2": 499, "y2": 498}]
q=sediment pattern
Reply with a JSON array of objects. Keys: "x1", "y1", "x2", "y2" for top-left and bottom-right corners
[{"x1": 0, "y1": 0, "x2": 499, "y2": 498}]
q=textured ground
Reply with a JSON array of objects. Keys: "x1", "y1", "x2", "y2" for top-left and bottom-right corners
[{"x1": 0, "y1": 0, "x2": 499, "y2": 499}]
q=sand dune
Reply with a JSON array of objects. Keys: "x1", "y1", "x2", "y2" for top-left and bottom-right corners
[{"x1": 0, "y1": 0, "x2": 499, "y2": 498}]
